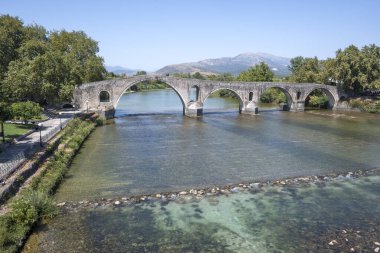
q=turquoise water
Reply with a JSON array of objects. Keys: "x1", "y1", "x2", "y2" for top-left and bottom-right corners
[{"x1": 24, "y1": 174, "x2": 380, "y2": 252}]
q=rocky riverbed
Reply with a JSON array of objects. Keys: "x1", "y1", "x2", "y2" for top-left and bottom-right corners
[{"x1": 40, "y1": 168, "x2": 380, "y2": 253}]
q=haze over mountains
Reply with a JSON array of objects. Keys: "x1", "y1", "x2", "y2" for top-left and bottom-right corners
[
  {"x1": 105, "y1": 66, "x2": 139, "y2": 75},
  {"x1": 107, "y1": 52, "x2": 292, "y2": 77},
  {"x1": 156, "y1": 52, "x2": 291, "y2": 76}
]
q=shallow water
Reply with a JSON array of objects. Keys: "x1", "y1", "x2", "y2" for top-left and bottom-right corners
[
  {"x1": 24, "y1": 174, "x2": 380, "y2": 252},
  {"x1": 54, "y1": 90, "x2": 380, "y2": 201}
]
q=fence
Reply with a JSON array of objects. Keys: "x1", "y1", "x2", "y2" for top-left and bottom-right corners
[{"x1": 0, "y1": 118, "x2": 71, "y2": 181}]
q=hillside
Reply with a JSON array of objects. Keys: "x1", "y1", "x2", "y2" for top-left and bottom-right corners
[{"x1": 156, "y1": 52, "x2": 291, "y2": 76}]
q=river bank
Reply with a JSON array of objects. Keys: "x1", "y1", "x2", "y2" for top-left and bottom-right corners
[{"x1": 0, "y1": 114, "x2": 99, "y2": 253}]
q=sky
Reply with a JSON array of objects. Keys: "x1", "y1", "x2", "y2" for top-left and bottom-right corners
[{"x1": 1, "y1": 0, "x2": 380, "y2": 71}]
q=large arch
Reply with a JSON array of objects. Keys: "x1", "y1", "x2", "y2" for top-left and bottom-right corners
[
  {"x1": 202, "y1": 88, "x2": 244, "y2": 113},
  {"x1": 112, "y1": 78, "x2": 187, "y2": 113},
  {"x1": 304, "y1": 87, "x2": 337, "y2": 109},
  {"x1": 260, "y1": 86, "x2": 294, "y2": 110}
]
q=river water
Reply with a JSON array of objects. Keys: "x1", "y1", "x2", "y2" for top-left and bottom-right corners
[{"x1": 23, "y1": 89, "x2": 380, "y2": 252}]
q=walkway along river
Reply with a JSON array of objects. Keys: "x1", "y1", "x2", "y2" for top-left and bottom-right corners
[{"x1": 23, "y1": 89, "x2": 380, "y2": 252}]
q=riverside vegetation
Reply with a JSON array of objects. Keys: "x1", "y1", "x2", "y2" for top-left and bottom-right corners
[{"x1": 0, "y1": 114, "x2": 99, "y2": 253}]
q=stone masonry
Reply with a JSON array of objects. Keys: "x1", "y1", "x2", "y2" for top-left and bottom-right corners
[{"x1": 73, "y1": 75, "x2": 344, "y2": 119}]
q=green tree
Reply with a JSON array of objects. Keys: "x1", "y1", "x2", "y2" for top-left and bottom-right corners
[
  {"x1": 359, "y1": 44, "x2": 380, "y2": 89},
  {"x1": 0, "y1": 15, "x2": 25, "y2": 82},
  {"x1": 1, "y1": 27, "x2": 106, "y2": 104},
  {"x1": 135, "y1": 70, "x2": 147, "y2": 75},
  {"x1": 236, "y1": 62, "x2": 274, "y2": 82},
  {"x1": 288, "y1": 57, "x2": 321, "y2": 83},
  {"x1": 10, "y1": 101, "x2": 41, "y2": 121},
  {"x1": 334, "y1": 45, "x2": 362, "y2": 93},
  {"x1": 208, "y1": 73, "x2": 234, "y2": 81},
  {"x1": 192, "y1": 72, "x2": 205, "y2": 80}
]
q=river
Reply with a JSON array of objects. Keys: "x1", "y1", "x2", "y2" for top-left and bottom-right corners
[{"x1": 23, "y1": 89, "x2": 380, "y2": 252}]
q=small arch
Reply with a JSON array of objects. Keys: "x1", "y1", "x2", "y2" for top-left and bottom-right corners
[
  {"x1": 249, "y1": 92, "x2": 253, "y2": 101},
  {"x1": 305, "y1": 88, "x2": 336, "y2": 109},
  {"x1": 62, "y1": 103, "x2": 74, "y2": 109},
  {"x1": 297, "y1": 91, "x2": 301, "y2": 100},
  {"x1": 190, "y1": 85, "x2": 200, "y2": 102},
  {"x1": 99, "y1": 91, "x2": 110, "y2": 103}
]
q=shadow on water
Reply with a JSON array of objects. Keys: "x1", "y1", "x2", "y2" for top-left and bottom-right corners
[{"x1": 29, "y1": 205, "x2": 233, "y2": 253}]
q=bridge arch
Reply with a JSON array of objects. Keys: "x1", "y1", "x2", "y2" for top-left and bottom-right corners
[
  {"x1": 112, "y1": 78, "x2": 187, "y2": 113},
  {"x1": 260, "y1": 86, "x2": 294, "y2": 110},
  {"x1": 202, "y1": 88, "x2": 244, "y2": 113},
  {"x1": 304, "y1": 87, "x2": 337, "y2": 109}
]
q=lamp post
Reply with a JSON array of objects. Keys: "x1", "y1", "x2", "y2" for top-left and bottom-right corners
[
  {"x1": 59, "y1": 112, "x2": 62, "y2": 130},
  {"x1": 38, "y1": 123, "x2": 43, "y2": 147},
  {"x1": 1, "y1": 121, "x2": 4, "y2": 143}
]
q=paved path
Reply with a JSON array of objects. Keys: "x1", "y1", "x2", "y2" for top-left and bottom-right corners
[{"x1": 0, "y1": 116, "x2": 72, "y2": 180}]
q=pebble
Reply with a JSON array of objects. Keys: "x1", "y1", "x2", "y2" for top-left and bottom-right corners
[
  {"x1": 155, "y1": 194, "x2": 162, "y2": 198},
  {"x1": 375, "y1": 242, "x2": 380, "y2": 246},
  {"x1": 375, "y1": 247, "x2": 380, "y2": 253},
  {"x1": 179, "y1": 191, "x2": 187, "y2": 195},
  {"x1": 56, "y1": 202, "x2": 66, "y2": 207},
  {"x1": 114, "y1": 201, "x2": 121, "y2": 205},
  {"x1": 328, "y1": 240, "x2": 338, "y2": 246}
]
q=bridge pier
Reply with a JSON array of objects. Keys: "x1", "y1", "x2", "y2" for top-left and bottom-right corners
[
  {"x1": 100, "y1": 106, "x2": 116, "y2": 119},
  {"x1": 290, "y1": 101, "x2": 305, "y2": 112},
  {"x1": 185, "y1": 101, "x2": 203, "y2": 117},
  {"x1": 241, "y1": 101, "x2": 259, "y2": 114}
]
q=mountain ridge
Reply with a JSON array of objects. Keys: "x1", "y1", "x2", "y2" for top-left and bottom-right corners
[{"x1": 156, "y1": 52, "x2": 291, "y2": 76}]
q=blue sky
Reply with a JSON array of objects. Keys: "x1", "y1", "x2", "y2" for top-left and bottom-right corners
[{"x1": 1, "y1": 0, "x2": 380, "y2": 71}]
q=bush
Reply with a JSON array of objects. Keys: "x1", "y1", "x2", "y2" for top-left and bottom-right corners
[{"x1": 10, "y1": 101, "x2": 41, "y2": 121}]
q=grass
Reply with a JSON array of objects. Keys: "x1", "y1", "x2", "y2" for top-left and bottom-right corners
[{"x1": 1, "y1": 123, "x2": 35, "y2": 143}]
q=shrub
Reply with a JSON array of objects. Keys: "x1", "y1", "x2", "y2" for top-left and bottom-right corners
[{"x1": 10, "y1": 101, "x2": 42, "y2": 121}]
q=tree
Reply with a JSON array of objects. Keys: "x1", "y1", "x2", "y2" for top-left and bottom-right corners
[
  {"x1": 10, "y1": 101, "x2": 41, "y2": 122},
  {"x1": 192, "y1": 72, "x2": 205, "y2": 80},
  {"x1": 359, "y1": 44, "x2": 380, "y2": 89},
  {"x1": 288, "y1": 57, "x2": 321, "y2": 83},
  {"x1": 1, "y1": 27, "x2": 106, "y2": 104},
  {"x1": 334, "y1": 45, "x2": 362, "y2": 93},
  {"x1": 135, "y1": 70, "x2": 147, "y2": 76},
  {"x1": 236, "y1": 62, "x2": 274, "y2": 82},
  {"x1": 0, "y1": 15, "x2": 25, "y2": 81},
  {"x1": 208, "y1": 73, "x2": 234, "y2": 82}
]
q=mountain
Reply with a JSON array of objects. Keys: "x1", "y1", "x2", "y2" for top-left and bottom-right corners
[
  {"x1": 156, "y1": 52, "x2": 291, "y2": 77},
  {"x1": 105, "y1": 66, "x2": 139, "y2": 75}
]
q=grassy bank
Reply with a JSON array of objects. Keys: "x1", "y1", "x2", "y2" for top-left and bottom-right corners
[
  {"x1": 1, "y1": 124, "x2": 35, "y2": 143},
  {"x1": 0, "y1": 114, "x2": 99, "y2": 253}
]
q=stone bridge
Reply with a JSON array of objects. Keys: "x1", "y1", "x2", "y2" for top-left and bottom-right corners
[{"x1": 73, "y1": 75, "x2": 344, "y2": 118}]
